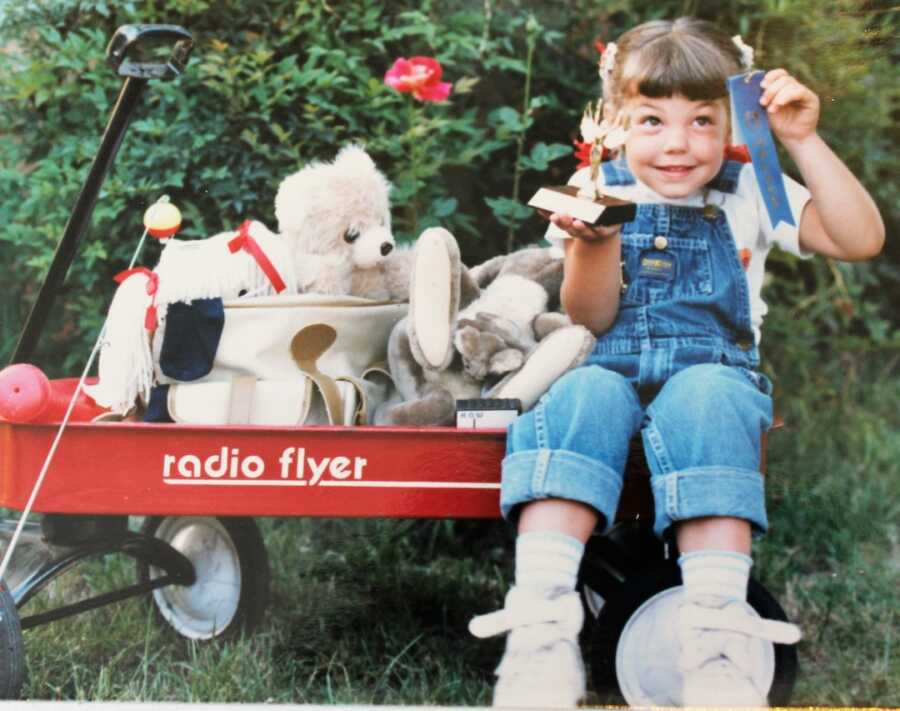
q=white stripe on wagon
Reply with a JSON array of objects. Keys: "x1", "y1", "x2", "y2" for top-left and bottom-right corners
[{"x1": 162, "y1": 480, "x2": 500, "y2": 489}]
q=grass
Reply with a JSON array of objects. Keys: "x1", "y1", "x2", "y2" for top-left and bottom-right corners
[
  {"x1": 9, "y1": 358, "x2": 900, "y2": 706},
  {"x1": 755, "y1": 358, "x2": 900, "y2": 707},
  {"x1": 17, "y1": 518, "x2": 512, "y2": 705}
]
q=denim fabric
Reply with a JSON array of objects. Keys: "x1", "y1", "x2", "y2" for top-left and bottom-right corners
[
  {"x1": 502, "y1": 159, "x2": 773, "y2": 538},
  {"x1": 143, "y1": 385, "x2": 174, "y2": 423},
  {"x1": 158, "y1": 298, "x2": 224, "y2": 381}
]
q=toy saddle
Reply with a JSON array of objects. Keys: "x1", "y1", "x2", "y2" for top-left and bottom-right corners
[
  {"x1": 85, "y1": 224, "x2": 407, "y2": 425},
  {"x1": 154, "y1": 294, "x2": 407, "y2": 426}
]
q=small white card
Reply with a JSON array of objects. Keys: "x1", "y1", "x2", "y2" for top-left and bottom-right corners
[{"x1": 455, "y1": 408, "x2": 520, "y2": 429}]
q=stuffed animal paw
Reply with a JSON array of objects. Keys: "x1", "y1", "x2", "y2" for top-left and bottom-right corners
[
  {"x1": 488, "y1": 323, "x2": 596, "y2": 411},
  {"x1": 533, "y1": 311, "x2": 574, "y2": 340}
]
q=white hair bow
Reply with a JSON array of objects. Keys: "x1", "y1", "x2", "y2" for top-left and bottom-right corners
[{"x1": 732, "y1": 34, "x2": 755, "y2": 70}]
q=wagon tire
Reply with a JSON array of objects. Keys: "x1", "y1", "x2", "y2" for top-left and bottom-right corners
[
  {"x1": 588, "y1": 560, "x2": 798, "y2": 706},
  {"x1": 137, "y1": 516, "x2": 269, "y2": 641},
  {"x1": 0, "y1": 581, "x2": 25, "y2": 699}
]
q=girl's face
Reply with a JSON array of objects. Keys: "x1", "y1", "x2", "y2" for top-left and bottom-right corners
[{"x1": 623, "y1": 94, "x2": 729, "y2": 198}]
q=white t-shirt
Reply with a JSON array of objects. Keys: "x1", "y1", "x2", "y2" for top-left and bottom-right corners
[{"x1": 545, "y1": 163, "x2": 812, "y2": 343}]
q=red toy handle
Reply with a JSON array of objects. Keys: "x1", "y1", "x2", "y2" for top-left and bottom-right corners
[{"x1": 0, "y1": 364, "x2": 107, "y2": 423}]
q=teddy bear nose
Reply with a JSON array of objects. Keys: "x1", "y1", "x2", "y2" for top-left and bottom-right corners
[{"x1": 381, "y1": 242, "x2": 394, "y2": 256}]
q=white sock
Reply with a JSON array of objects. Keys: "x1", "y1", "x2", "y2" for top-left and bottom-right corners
[
  {"x1": 679, "y1": 550, "x2": 752, "y2": 602},
  {"x1": 514, "y1": 531, "x2": 584, "y2": 596}
]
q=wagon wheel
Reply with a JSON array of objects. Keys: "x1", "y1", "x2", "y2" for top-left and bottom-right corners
[
  {"x1": 0, "y1": 581, "x2": 25, "y2": 699},
  {"x1": 137, "y1": 516, "x2": 269, "y2": 640},
  {"x1": 588, "y1": 560, "x2": 798, "y2": 706},
  {"x1": 578, "y1": 521, "x2": 666, "y2": 621}
]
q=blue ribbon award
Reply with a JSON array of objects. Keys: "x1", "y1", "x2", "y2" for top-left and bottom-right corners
[{"x1": 728, "y1": 71, "x2": 795, "y2": 229}]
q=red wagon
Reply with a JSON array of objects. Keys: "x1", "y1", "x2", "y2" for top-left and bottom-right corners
[{"x1": 0, "y1": 23, "x2": 798, "y2": 705}]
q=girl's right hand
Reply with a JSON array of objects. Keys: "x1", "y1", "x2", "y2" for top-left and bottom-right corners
[
  {"x1": 549, "y1": 213, "x2": 622, "y2": 242},
  {"x1": 759, "y1": 68, "x2": 820, "y2": 147}
]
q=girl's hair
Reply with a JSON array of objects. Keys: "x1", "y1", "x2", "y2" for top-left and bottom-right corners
[{"x1": 604, "y1": 17, "x2": 743, "y2": 109}]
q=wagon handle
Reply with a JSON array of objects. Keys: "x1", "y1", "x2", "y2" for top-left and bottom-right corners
[
  {"x1": 10, "y1": 25, "x2": 193, "y2": 365},
  {"x1": 106, "y1": 24, "x2": 193, "y2": 79}
]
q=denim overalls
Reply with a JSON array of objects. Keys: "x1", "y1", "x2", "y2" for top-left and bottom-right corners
[{"x1": 502, "y1": 159, "x2": 774, "y2": 538}]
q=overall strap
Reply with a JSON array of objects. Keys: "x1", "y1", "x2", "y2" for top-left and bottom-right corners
[
  {"x1": 601, "y1": 158, "x2": 635, "y2": 186},
  {"x1": 705, "y1": 160, "x2": 745, "y2": 195}
]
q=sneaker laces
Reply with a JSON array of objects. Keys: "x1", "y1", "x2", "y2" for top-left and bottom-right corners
[
  {"x1": 678, "y1": 598, "x2": 801, "y2": 672},
  {"x1": 471, "y1": 588, "x2": 586, "y2": 708},
  {"x1": 469, "y1": 588, "x2": 582, "y2": 639}
]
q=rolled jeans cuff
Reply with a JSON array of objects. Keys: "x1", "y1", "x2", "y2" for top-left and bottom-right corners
[
  {"x1": 500, "y1": 449, "x2": 623, "y2": 528},
  {"x1": 651, "y1": 466, "x2": 768, "y2": 539}
]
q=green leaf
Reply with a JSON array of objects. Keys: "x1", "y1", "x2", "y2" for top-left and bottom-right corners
[
  {"x1": 484, "y1": 56, "x2": 528, "y2": 74},
  {"x1": 431, "y1": 197, "x2": 457, "y2": 218},
  {"x1": 519, "y1": 142, "x2": 573, "y2": 171},
  {"x1": 453, "y1": 76, "x2": 480, "y2": 95},
  {"x1": 485, "y1": 196, "x2": 532, "y2": 222},
  {"x1": 489, "y1": 106, "x2": 523, "y2": 132}
]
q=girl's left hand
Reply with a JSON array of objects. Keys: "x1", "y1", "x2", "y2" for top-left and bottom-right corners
[{"x1": 759, "y1": 69, "x2": 820, "y2": 145}]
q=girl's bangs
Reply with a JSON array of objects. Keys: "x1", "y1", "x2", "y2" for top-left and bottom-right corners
[{"x1": 625, "y1": 42, "x2": 732, "y2": 102}]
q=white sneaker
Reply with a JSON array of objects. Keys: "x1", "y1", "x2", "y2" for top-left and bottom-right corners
[
  {"x1": 469, "y1": 586, "x2": 586, "y2": 708},
  {"x1": 678, "y1": 596, "x2": 801, "y2": 708}
]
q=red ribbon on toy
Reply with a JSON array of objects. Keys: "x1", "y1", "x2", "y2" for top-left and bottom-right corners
[
  {"x1": 227, "y1": 220, "x2": 287, "y2": 293},
  {"x1": 114, "y1": 267, "x2": 159, "y2": 331}
]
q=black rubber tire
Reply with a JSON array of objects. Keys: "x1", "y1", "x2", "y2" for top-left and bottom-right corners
[
  {"x1": 137, "y1": 516, "x2": 269, "y2": 641},
  {"x1": 588, "y1": 560, "x2": 798, "y2": 706},
  {"x1": 0, "y1": 581, "x2": 25, "y2": 699}
]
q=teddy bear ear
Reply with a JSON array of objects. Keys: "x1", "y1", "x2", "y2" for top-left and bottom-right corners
[
  {"x1": 334, "y1": 143, "x2": 376, "y2": 171},
  {"x1": 274, "y1": 171, "x2": 307, "y2": 231},
  {"x1": 334, "y1": 143, "x2": 393, "y2": 201}
]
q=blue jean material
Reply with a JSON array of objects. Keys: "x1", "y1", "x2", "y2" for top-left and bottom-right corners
[{"x1": 502, "y1": 159, "x2": 774, "y2": 538}]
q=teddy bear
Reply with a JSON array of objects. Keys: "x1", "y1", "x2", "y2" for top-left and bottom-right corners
[
  {"x1": 275, "y1": 144, "x2": 413, "y2": 302},
  {"x1": 378, "y1": 227, "x2": 597, "y2": 426}
]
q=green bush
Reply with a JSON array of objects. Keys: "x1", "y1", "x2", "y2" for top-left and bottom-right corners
[{"x1": 0, "y1": 0, "x2": 896, "y2": 384}]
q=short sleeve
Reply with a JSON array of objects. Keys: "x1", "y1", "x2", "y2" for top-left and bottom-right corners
[
  {"x1": 543, "y1": 167, "x2": 599, "y2": 247},
  {"x1": 739, "y1": 166, "x2": 813, "y2": 258}
]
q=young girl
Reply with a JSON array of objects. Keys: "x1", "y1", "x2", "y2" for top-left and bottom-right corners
[{"x1": 468, "y1": 16, "x2": 884, "y2": 708}]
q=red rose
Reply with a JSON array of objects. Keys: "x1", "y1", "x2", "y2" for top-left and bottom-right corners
[{"x1": 384, "y1": 56, "x2": 452, "y2": 103}]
